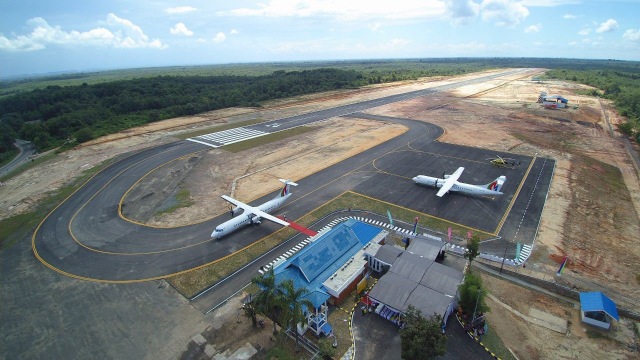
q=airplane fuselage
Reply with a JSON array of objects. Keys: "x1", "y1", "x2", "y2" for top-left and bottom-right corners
[
  {"x1": 211, "y1": 194, "x2": 291, "y2": 239},
  {"x1": 412, "y1": 175, "x2": 503, "y2": 197}
]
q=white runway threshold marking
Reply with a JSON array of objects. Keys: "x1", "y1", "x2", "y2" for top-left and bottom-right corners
[{"x1": 187, "y1": 127, "x2": 268, "y2": 148}]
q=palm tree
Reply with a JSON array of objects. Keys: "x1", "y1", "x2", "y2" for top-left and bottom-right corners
[
  {"x1": 251, "y1": 268, "x2": 281, "y2": 334},
  {"x1": 279, "y1": 279, "x2": 314, "y2": 348}
]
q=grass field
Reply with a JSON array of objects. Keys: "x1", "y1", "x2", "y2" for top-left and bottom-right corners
[{"x1": 0, "y1": 157, "x2": 112, "y2": 250}]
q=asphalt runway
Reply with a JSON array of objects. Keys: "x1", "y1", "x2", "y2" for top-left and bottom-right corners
[{"x1": 32, "y1": 68, "x2": 553, "y2": 285}]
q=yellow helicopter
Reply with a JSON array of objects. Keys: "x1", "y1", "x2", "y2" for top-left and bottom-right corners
[{"x1": 486, "y1": 155, "x2": 520, "y2": 168}]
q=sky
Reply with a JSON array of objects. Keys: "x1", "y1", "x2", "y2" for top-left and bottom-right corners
[{"x1": 1, "y1": 0, "x2": 639, "y2": 78}]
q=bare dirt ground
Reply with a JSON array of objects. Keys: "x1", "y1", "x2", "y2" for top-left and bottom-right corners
[
  {"x1": 483, "y1": 274, "x2": 637, "y2": 360},
  {"x1": 2, "y1": 69, "x2": 639, "y2": 359},
  {"x1": 374, "y1": 73, "x2": 640, "y2": 359},
  {"x1": 128, "y1": 117, "x2": 407, "y2": 227}
]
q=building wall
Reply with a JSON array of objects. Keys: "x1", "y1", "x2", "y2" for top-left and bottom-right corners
[{"x1": 331, "y1": 269, "x2": 365, "y2": 305}]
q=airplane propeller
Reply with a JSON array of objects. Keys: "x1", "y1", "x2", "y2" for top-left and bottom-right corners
[{"x1": 247, "y1": 214, "x2": 260, "y2": 226}]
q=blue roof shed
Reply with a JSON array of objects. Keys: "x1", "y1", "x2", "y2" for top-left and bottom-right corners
[{"x1": 579, "y1": 292, "x2": 619, "y2": 329}]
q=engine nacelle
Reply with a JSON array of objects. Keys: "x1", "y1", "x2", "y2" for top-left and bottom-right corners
[
  {"x1": 251, "y1": 216, "x2": 262, "y2": 224},
  {"x1": 413, "y1": 175, "x2": 438, "y2": 187},
  {"x1": 230, "y1": 206, "x2": 241, "y2": 216}
]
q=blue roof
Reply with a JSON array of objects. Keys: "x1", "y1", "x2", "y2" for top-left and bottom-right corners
[
  {"x1": 579, "y1": 292, "x2": 619, "y2": 321},
  {"x1": 320, "y1": 322, "x2": 333, "y2": 336},
  {"x1": 273, "y1": 219, "x2": 383, "y2": 308}
]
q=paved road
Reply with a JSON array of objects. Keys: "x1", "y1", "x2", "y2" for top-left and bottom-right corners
[
  {"x1": 0, "y1": 139, "x2": 36, "y2": 177},
  {"x1": 32, "y1": 68, "x2": 552, "y2": 285}
]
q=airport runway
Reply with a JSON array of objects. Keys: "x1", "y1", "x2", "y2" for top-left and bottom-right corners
[{"x1": 32, "y1": 68, "x2": 553, "y2": 284}]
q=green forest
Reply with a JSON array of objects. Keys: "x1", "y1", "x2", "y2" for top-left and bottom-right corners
[{"x1": 1, "y1": 58, "x2": 639, "y2": 163}]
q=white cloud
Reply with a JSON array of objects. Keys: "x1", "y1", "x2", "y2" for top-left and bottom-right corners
[
  {"x1": 446, "y1": 41, "x2": 489, "y2": 53},
  {"x1": 445, "y1": 0, "x2": 480, "y2": 24},
  {"x1": 578, "y1": 28, "x2": 591, "y2": 36},
  {"x1": 222, "y1": 0, "x2": 528, "y2": 27},
  {"x1": 569, "y1": 37, "x2": 602, "y2": 47},
  {"x1": 623, "y1": 29, "x2": 640, "y2": 42},
  {"x1": 368, "y1": 22, "x2": 382, "y2": 31},
  {"x1": 230, "y1": 29, "x2": 239, "y2": 35},
  {"x1": 521, "y1": 0, "x2": 580, "y2": 6},
  {"x1": 170, "y1": 23, "x2": 193, "y2": 36},
  {"x1": 596, "y1": 19, "x2": 618, "y2": 33},
  {"x1": 268, "y1": 37, "x2": 410, "y2": 55},
  {"x1": 213, "y1": 32, "x2": 226, "y2": 43},
  {"x1": 326, "y1": 38, "x2": 411, "y2": 54},
  {"x1": 481, "y1": 0, "x2": 529, "y2": 27},
  {"x1": 0, "y1": 14, "x2": 165, "y2": 52},
  {"x1": 563, "y1": 13, "x2": 576, "y2": 19},
  {"x1": 164, "y1": 6, "x2": 197, "y2": 14},
  {"x1": 524, "y1": 23, "x2": 541, "y2": 33},
  {"x1": 221, "y1": 0, "x2": 446, "y2": 21}
]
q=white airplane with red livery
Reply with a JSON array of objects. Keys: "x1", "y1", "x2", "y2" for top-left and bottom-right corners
[
  {"x1": 412, "y1": 167, "x2": 506, "y2": 198},
  {"x1": 211, "y1": 179, "x2": 297, "y2": 239}
]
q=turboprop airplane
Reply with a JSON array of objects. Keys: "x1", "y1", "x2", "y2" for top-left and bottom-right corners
[
  {"x1": 211, "y1": 179, "x2": 297, "y2": 239},
  {"x1": 412, "y1": 167, "x2": 506, "y2": 198}
]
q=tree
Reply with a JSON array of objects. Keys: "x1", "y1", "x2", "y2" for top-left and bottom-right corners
[
  {"x1": 399, "y1": 305, "x2": 447, "y2": 360},
  {"x1": 251, "y1": 268, "x2": 282, "y2": 334},
  {"x1": 74, "y1": 128, "x2": 94, "y2": 143},
  {"x1": 243, "y1": 295, "x2": 258, "y2": 328},
  {"x1": 464, "y1": 235, "x2": 480, "y2": 264},
  {"x1": 279, "y1": 279, "x2": 313, "y2": 349},
  {"x1": 457, "y1": 271, "x2": 488, "y2": 316}
]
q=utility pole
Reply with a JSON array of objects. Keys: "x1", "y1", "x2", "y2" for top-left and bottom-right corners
[
  {"x1": 499, "y1": 240, "x2": 509, "y2": 273},
  {"x1": 472, "y1": 289, "x2": 482, "y2": 323}
]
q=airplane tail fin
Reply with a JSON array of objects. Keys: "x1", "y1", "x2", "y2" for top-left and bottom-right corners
[
  {"x1": 486, "y1": 176, "x2": 506, "y2": 193},
  {"x1": 277, "y1": 179, "x2": 298, "y2": 198}
]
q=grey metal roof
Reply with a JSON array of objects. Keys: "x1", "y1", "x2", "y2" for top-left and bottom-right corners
[
  {"x1": 390, "y1": 251, "x2": 432, "y2": 283},
  {"x1": 369, "y1": 274, "x2": 456, "y2": 316},
  {"x1": 373, "y1": 244, "x2": 403, "y2": 265},
  {"x1": 419, "y1": 262, "x2": 464, "y2": 296},
  {"x1": 406, "y1": 238, "x2": 445, "y2": 260},
  {"x1": 368, "y1": 248, "x2": 464, "y2": 317},
  {"x1": 406, "y1": 285, "x2": 455, "y2": 318},
  {"x1": 368, "y1": 272, "x2": 416, "y2": 311}
]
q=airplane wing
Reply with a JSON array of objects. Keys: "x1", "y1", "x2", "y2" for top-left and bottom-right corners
[
  {"x1": 221, "y1": 195, "x2": 290, "y2": 226},
  {"x1": 436, "y1": 167, "x2": 464, "y2": 197}
]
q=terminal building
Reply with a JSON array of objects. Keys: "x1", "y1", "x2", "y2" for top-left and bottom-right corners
[
  {"x1": 263, "y1": 217, "x2": 464, "y2": 336},
  {"x1": 272, "y1": 218, "x2": 387, "y2": 336}
]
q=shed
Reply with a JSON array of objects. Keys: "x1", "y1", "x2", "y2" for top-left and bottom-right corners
[{"x1": 579, "y1": 292, "x2": 619, "y2": 330}]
